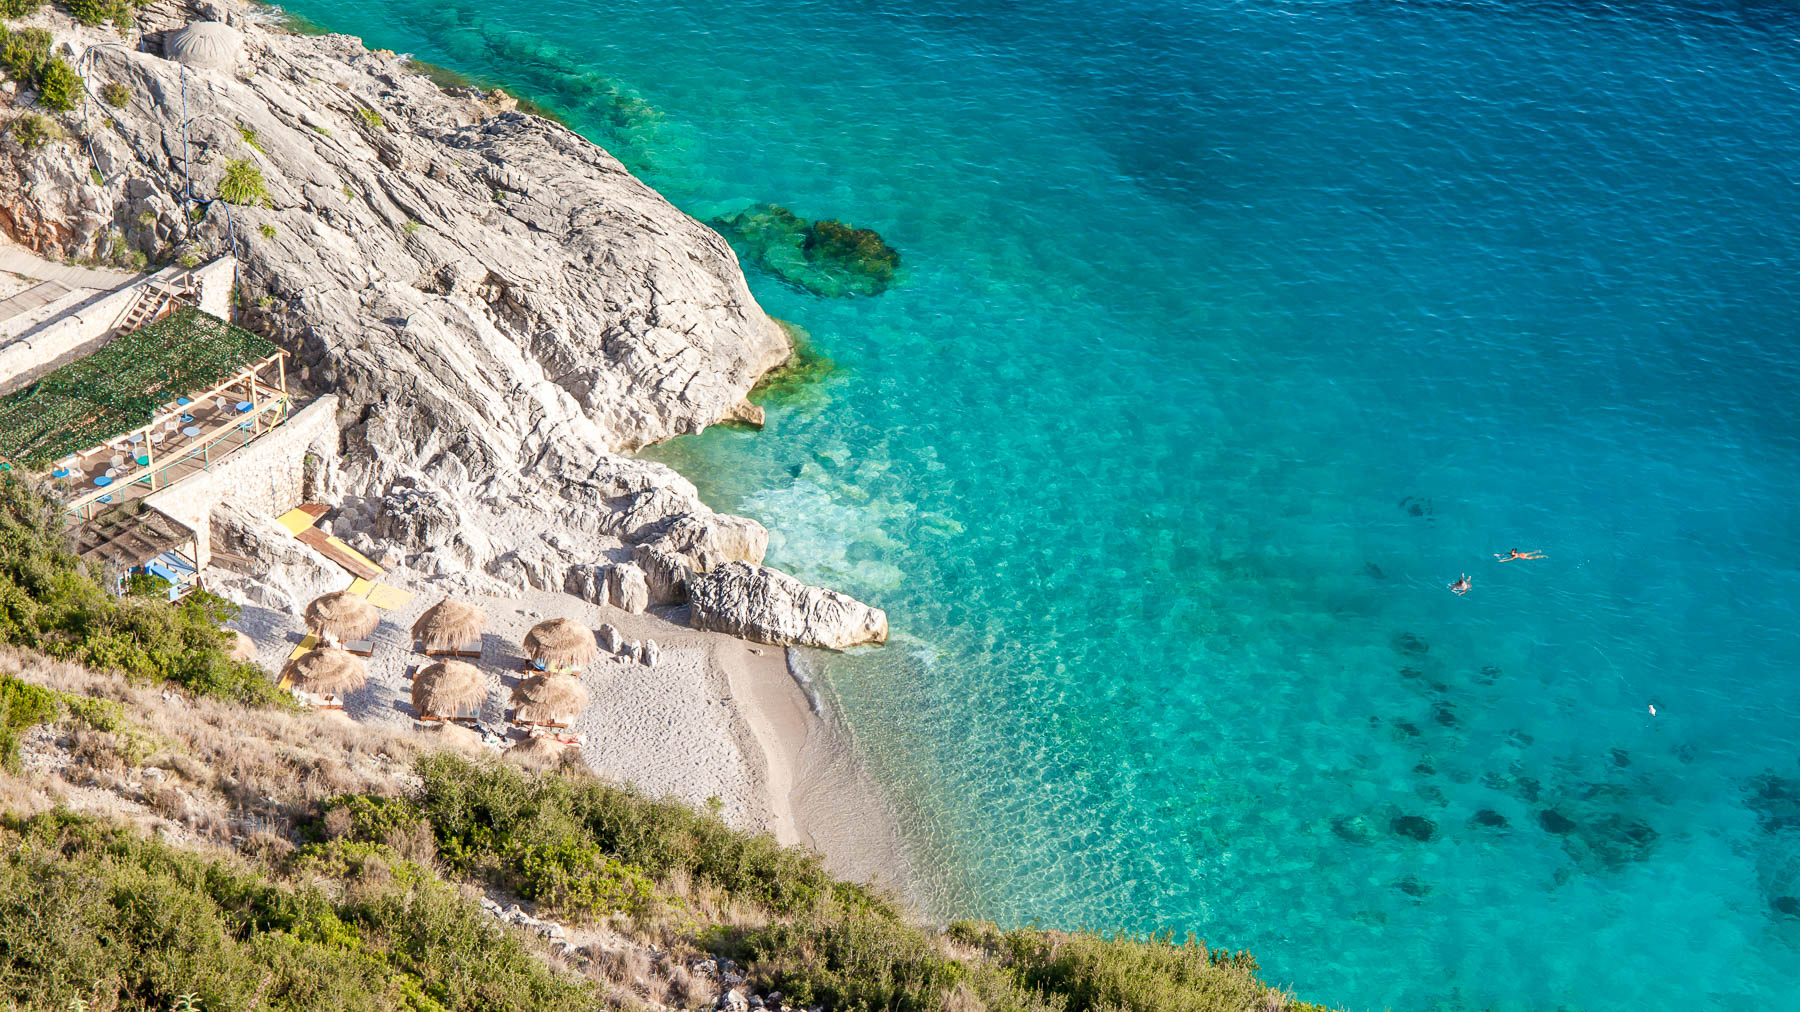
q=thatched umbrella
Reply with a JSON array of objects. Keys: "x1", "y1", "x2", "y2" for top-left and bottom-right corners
[
  {"x1": 305, "y1": 591, "x2": 379, "y2": 644},
  {"x1": 282, "y1": 647, "x2": 366, "y2": 703},
  {"x1": 227, "y1": 630, "x2": 256, "y2": 662},
  {"x1": 506, "y1": 734, "x2": 570, "y2": 770},
  {"x1": 522, "y1": 618, "x2": 597, "y2": 670},
  {"x1": 510, "y1": 673, "x2": 588, "y2": 724},
  {"x1": 411, "y1": 660, "x2": 487, "y2": 720},
  {"x1": 419, "y1": 720, "x2": 485, "y2": 753},
  {"x1": 412, "y1": 599, "x2": 486, "y2": 652}
]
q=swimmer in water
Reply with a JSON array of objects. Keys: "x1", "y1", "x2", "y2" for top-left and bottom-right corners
[
  {"x1": 1494, "y1": 549, "x2": 1546, "y2": 562},
  {"x1": 1449, "y1": 574, "x2": 1472, "y2": 595}
]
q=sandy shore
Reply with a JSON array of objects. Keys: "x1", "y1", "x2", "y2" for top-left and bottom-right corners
[{"x1": 231, "y1": 567, "x2": 909, "y2": 892}]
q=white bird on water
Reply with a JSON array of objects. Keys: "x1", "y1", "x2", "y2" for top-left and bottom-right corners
[{"x1": 1648, "y1": 704, "x2": 1657, "y2": 717}]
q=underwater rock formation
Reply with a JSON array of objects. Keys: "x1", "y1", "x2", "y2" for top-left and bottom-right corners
[{"x1": 713, "y1": 204, "x2": 901, "y2": 297}]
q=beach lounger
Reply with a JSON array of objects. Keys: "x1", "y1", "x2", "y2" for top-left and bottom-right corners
[
  {"x1": 343, "y1": 638, "x2": 375, "y2": 657},
  {"x1": 422, "y1": 640, "x2": 482, "y2": 658}
]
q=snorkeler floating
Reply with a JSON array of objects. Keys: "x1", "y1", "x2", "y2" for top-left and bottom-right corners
[
  {"x1": 1449, "y1": 574, "x2": 1472, "y2": 595},
  {"x1": 1494, "y1": 549, "x2": 1546, "y2": 562}
]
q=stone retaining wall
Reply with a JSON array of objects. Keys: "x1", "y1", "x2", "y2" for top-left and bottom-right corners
[{"x1": 0, "y1": 256, "x2": 236, "y2": 396}]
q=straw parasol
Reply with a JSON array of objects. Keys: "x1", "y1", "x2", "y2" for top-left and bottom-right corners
[
  {"x1": 506, "y1": 734, "x2": 570, "y2": 770},
  {"x1": 412, "y1": 598, "x2": 486, "y2": 652},
  {"x1": 522, "y1": 618, "x2": 597, "y2": 669},
  {"x1": 510, "y1": 673, "x2": 588, "y2": 724},
  {"x1": 281, "y1": 647, "x2": 366, "y2": 700},
  {"x1": 419, "y1": 720, "x2": 485, "y2": 753},
  {"x1": 411, "y1": 660, "x2": 487, "y2": 720},
  {"x1": 305, "y1": 591, "x2": 379, "y2": 643},
  {"x1": 227, "y1": 630, "x2": 256, "y2": 662}
]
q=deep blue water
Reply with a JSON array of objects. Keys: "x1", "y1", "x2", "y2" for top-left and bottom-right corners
[{"x1": 274, "y1": 1, "x2": 1800, "y2": 1007}]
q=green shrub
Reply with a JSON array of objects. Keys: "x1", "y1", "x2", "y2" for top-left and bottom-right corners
[
  {"x1": 734, "y1": 914, "x2": 995, "y2": 1012},
  {"x1": 237, "y1": 123, "x2": 262, "y2": 152},
  {"x1": 0, "y1": 0, "x2": 44, "y2": 18},
  {"x1": 0, "y1": 809, "x2": 598, "y2": 1011},
  {"x1": 0, "y1": 674, "x2": 58, "y2": 771},
  {"x1": 999, "y1": 928, "x2": 1284, "y2": 1012},
  {"x1": 62, "y1": 0, "x2": 133, "y2": 29},
  {"x1": 407, "y1": 754, "x2": 893, "y2": 919},
  {"x1": 0, "y1": 25, "x2": 51, "y2": 84},
  {"x1": 124, "y1": 570, "x2": 171, "y2": 597},
  {"x1": 258, "y1": 223, "x2": 276, "y2": 239},
  {"x1": 36, "y1": 56, "x2": 81, "y2": 112},
  {"x1": 356, "y1": 106, "x2": 383, "y2": 130},
  {"x1": 217, "y1": 158, "x2": 267, "y2": 206},
  {"x1": 0, "y1": 477, "x2": 284, "y2": 706},
  {"x1": 100, "y1": 80, "x2": 128, "y2": 108},
  {"x1": 7, "y1": 112, "x2": 59, "y2": 151}
]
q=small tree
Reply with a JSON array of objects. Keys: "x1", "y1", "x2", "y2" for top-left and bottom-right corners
[{"x1": 100, "y1": 81, "x2": 128, "y2": 108}]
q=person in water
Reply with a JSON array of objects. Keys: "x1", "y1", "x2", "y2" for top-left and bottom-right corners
[
  {"x1": 1449, "y1": 574, "x2": 1472, "y2": 595},
  {"x1": 1494, "y1": 549, "x2": 1546, "y2": 562}
]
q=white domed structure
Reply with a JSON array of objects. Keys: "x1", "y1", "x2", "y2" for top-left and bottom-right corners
[{"x1": 164, "y1": 22, "x2": 243, "y2": 73}]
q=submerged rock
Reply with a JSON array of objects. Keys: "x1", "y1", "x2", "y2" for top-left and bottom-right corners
[
  {"x1": 1470, "y1": 809, "x2": 1510, "y2": 830},
  {"x1": 1537, "y1": 809, "x2": 1578, "y2": 835},
  {"x1": 712, "y1": 204, "x2": 901, "y2": 297},
  {"x1": 1390, "y1": 815, "x2": 1437, "y2": 842},
  {"x1": 688, "y1": 562, "x2": 888, "y2": 649}
]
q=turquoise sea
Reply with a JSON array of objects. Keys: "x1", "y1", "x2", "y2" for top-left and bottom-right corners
[{"x1": 274, "y1": 1, "x2": 1800, "y2": 1007}]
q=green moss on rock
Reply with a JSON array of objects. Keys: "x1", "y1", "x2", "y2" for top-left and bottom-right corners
[{"x1": 752, "y1": 318, "x2": 835, "y2": 407}]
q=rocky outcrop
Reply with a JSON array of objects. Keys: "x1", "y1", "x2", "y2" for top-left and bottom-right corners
[
  {"x1": 688, "y1": 562, "x2": 889, "y2": 649},
  {"x1": 0, "y1": 5, "x2": 888, "y2": 651}
]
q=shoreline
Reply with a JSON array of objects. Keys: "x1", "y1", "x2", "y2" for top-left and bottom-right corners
[{"x1": 236, "y1": 570, "x2": 913, "y2": 895}]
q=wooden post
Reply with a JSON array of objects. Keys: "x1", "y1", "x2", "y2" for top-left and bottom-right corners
[{"x1": 143, "y1": 423, "x2": 155, "y2": 490}]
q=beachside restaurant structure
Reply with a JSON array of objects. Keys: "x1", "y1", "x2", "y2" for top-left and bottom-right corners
[
  {"x1": 73, "y1": 499, "x2": 204, "y2": 600},
  {"x1": 0, "y1": 306, "x2": 291, "y2": 523}
]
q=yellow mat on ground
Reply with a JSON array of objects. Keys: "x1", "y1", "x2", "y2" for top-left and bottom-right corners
[
  {"x1": 346, "y1": 577, "x2": 374, "y2": 598},
  {"x1": 366, "y1": 584, "x2": 414, "y2": 610},
  {"x1": 276, "y1": 508, "x2": 320, "y2": 535},
  {"x1": 287, "y1": 632, "x2": 318, "y2": 661},
  {"x1": 278, "y1": 633, "x2": 320, "y2": 688}
]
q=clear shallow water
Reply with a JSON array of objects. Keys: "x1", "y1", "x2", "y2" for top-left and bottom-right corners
[{"x1": 277, "y1": 1, "x2": 1800, "y2": 1007}]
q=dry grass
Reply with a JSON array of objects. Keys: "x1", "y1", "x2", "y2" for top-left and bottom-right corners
[{"x1": 0, "y1": 646, "x2": 420, "y2": 844}]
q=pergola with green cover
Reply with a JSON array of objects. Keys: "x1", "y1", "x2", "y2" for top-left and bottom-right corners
[{"x1": 0, "y1": 307, "x2": 280, "y2": 470}]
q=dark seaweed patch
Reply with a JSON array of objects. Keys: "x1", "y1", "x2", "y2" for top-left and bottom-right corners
[
  {"x1": 1745, "y1": 773, "x2": 1800, "y2": 834},
  {"x1": 1538, "y1": 809, "x2": 1578, "y2": 835},
  {"x1": 1392, "y1": 815, "x2": 1438, "y2": 842},
  {"x1": 1395, "y1": 632, "x2": 1431, "y2": 655},
  {"x1": 1395, "y1": 875, "x2": 1432, "y2": 898},
  {"x1": 1471, "y1": 809, "x2": 1510, "y2": 829}
]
